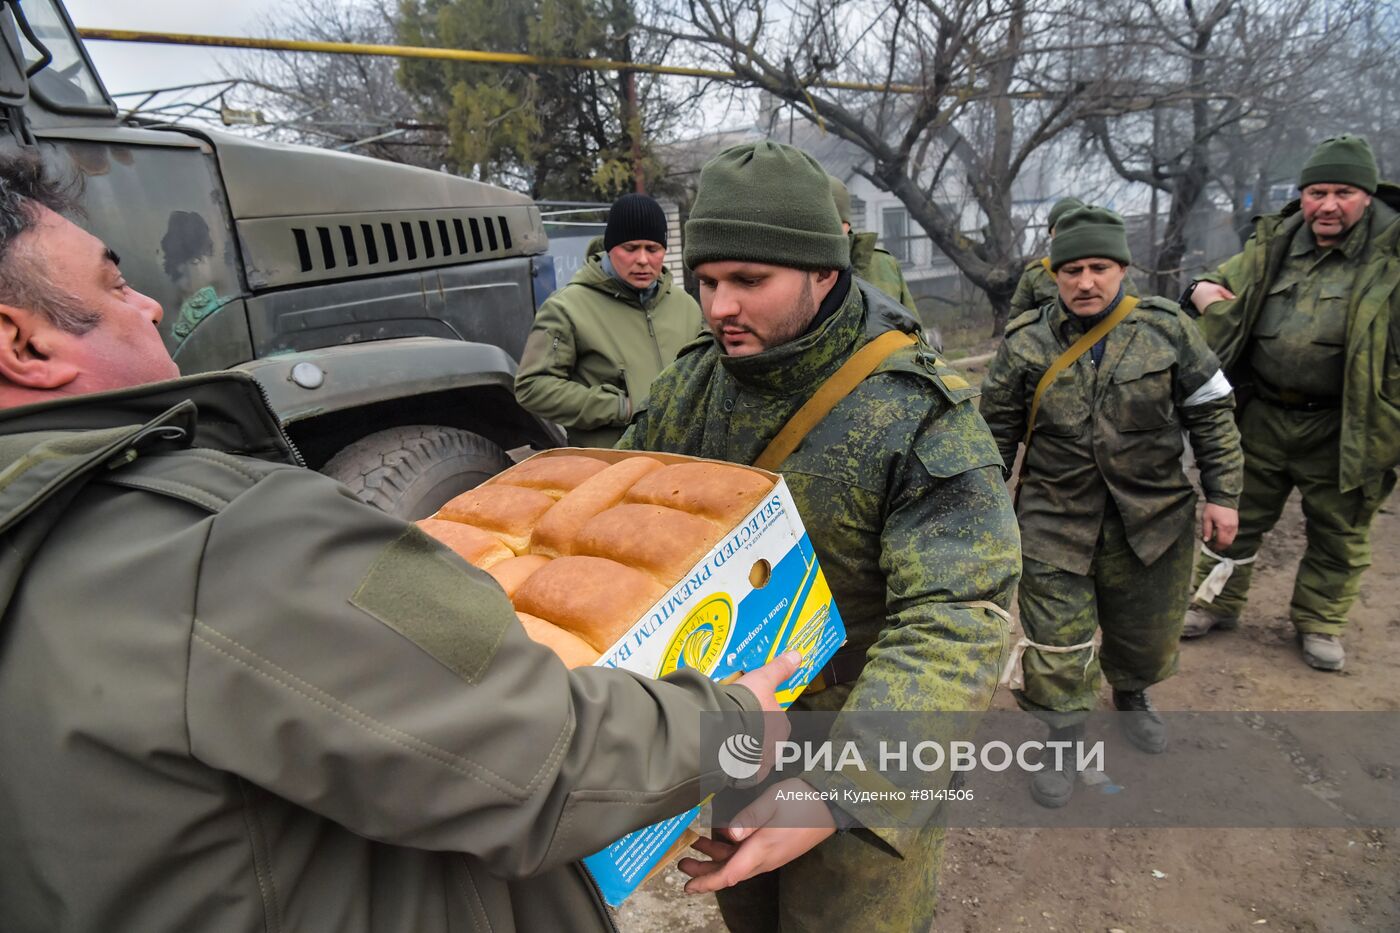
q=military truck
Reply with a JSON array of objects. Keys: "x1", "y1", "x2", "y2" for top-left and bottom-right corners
[{"x1": 0, "y1": 0, "x2": 564, "y2": 518}]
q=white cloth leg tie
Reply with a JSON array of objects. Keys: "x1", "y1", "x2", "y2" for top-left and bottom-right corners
[
  {"x1": 1193, "y1": 544, "x2": 1257, "y2": 604},
  {"x1": 999, "y1": 635, "x2": 1098, "y2": 690}
]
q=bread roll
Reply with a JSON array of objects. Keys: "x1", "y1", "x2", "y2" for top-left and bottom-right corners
[
  {"x1": 486, "y1": 555, "x2": 551, "y2": 598},
  {"x1": 623, "y1": 461, "x2": 774, "y2": 527},
  {"x1": 574, "y1": 504, "x2": 720, "y2": 585},
  {"x1": 513, "y1": 556, "x2": 664, "y2": 651},
  {"x1": 516, "y1": 611, "x2": 600, "y2": 668},
  {"x1": 530, "y1": 456, "x2": 667, "y2": 558},
  {"x1": 436, "y1": 484, "x2": 555, "y2": 553},
  {"x1": 415, "y1": 518, "x2": 513, "y2": 568},
  {"x1": 489, "y1": 454, "x2": 608, "y2": 499}
]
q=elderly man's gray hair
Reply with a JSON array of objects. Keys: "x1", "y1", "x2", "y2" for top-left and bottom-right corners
[{"x1": 0, "y1": 152, "x2": 98, "y2": 334}]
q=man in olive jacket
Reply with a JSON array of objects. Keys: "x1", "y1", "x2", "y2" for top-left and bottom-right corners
[
  {"x1": 981, "y1": 207, "x2": 1242, "y2": 807},
  {"x1": 1179, "y1": 134, "x2": 1400, "y2": 672},
  {"x1": 515, "y1": 192, "x2": 701, "y2": 447},
  {"x1": 622, "y1": 142, "x2": 1019, "y2": 932},
  {"x1": 827, "y1": 174, "x2": 918, "y2": 313},
  {"x1": 0, "y1": 155, "x2": 797, "y2": 933}
]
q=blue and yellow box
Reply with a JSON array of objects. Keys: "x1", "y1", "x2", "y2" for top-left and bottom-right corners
[{"x1": 566, "y1": 452, "x2": 846, "y2": 906}]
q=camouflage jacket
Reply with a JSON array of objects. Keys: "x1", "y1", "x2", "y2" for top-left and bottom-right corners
[
  {"x1": 1010, "y1": 256, "x2": 1142, "y2": 318},
  {"x1": 619, "y1": 280, "x2": 1019, "y2": 846},
  {"x1": 1196, "y1": 186, "x2": 1400, "y2": 494},
  {"x1": 850, "y1": 231, "x2": 917, "y2": 312},
  {"x1": 981, "y1": 295, "x2": 1243, "y2": 575}
]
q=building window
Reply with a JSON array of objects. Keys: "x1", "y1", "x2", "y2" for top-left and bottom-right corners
[{"x1": 882, "y1": 206, "x2": 910, "y2": 263}]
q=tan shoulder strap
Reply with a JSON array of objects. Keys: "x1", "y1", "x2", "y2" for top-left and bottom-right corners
[
  {"x1": 754, "y1": 330, "x2": 917, "y2": 471},
  {"x1": 1040, "y1": 256, "x2": 1054, "y2": 276},
  {"x1": 1023, "y1": 296, "x2": 1139, "y2": 447}
]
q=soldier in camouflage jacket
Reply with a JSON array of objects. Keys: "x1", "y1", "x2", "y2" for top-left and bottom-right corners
[
  {"x1": 622, "y1": 141, "x2": 1018, "y2": 932},
  {"x1": 1180, "y1": 135, "x2": 1400, "y2": 672},
  {"x1": 981, "y1": 206, "x2": 1242, "y2": 807}
]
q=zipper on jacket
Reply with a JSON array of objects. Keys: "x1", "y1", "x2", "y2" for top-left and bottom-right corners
[
  {"x1": 646, "y1": 312, "x2": 663, "y2": 368},
  {"x1": 577, "y1": 861, "x2": 622, "y2": 933},
  {"x1": 249, "y1": 377, "x2": 308, "y2": 468}
]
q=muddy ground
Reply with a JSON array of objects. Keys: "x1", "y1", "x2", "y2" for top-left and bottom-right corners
[{"x1": 620, "y1": 390, "x2": 1400, "y2": 932}]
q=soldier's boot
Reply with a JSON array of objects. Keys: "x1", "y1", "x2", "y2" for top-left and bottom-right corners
[
  {"x1": 1112, "y1": 689, "x2": 1167, "y2": 754},
  {"x1": 1180, "y1": 606, "x2": 1238, "y2": 639},
  {"x1": 1030, "y1": 723, "x2": 1084, "y2": 809},
  {"x1": 1299, "y1": 633, "x2": 1345, "y2": 672}
]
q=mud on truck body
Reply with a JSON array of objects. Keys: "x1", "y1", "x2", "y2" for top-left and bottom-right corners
[{"x1": 0, "y1": 0, "x2": 564, "y2": 518}]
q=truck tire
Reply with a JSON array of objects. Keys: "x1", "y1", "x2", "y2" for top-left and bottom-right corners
[{"x1": 322, "y1": 425, "x2": 512, "y2": 521}]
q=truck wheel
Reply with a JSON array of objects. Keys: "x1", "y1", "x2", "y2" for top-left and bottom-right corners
[{"x1": 322, "y1": 425, "x2": 512, "y2": 521}]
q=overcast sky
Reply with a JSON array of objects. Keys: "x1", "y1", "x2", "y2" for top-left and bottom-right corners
[
  {"x1": 63, "y1": 0, "x2": 749, "y2": 136},
  {"x1": 66, "y1": 0, "x2": 281, "y2": 98}
]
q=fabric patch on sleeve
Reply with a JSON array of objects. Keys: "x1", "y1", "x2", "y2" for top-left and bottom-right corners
[{"x1": 351, "y1": 526, "x2": 513, "y2": 685}]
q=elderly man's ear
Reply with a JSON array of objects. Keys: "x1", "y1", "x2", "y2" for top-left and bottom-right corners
[{"x1": 0, "y1": 304, "x2": 79, "y2": 390}]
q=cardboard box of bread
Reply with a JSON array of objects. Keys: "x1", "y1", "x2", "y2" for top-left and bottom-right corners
[{"x1": 416, "y1": 448, "x2": 847, "y2": 906}]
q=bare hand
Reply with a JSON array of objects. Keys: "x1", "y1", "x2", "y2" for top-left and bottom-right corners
[
  {"x1": 678, "y1": 779, "x2": 837, "y2": 894},
  {"x1": 727, "y1": 651, "x2": 802, "y2": 783},
  {"x1": 1190, "y1": 282, "x2": 1236, "y2": 314},
  {"x1": 1202, "y1": 504, "x2": 1239, "y2": 549},
  {"x1": 733, "y1": 650, "x2": 802, "y2": 715}
]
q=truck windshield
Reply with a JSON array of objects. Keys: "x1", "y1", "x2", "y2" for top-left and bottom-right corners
[{"x1": 17, "y1": 0, "x2": 109, "y2": 111}]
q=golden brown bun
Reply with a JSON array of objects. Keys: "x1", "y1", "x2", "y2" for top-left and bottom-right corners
[
  {"x1": 491, "y1": 455, "x2": 609, "y2": 499},
  {"x1": 574, "y1": 504, "x2": 721, "y2": 584},
  {"x1": 486, "y1": 555, "x2": 551, "y2": 598},
  {"x1": 624, "y1": 461, "x2": 775, "y2": 527},
  {"x1": 516, "y1": 611, "x2": 600, "y2": 668},
  {"x1": 513, "y1": 556, "x2": 664, "y2": 651},
  {"x1": 415, "y1": 518, "x2": 513, "y2": 569},
  {"x1": 436, "y1": 485, "x2": 555, "y2": 553},
  {"x1": 530, "y1": 456, "x2": 667, "y2": 558}
]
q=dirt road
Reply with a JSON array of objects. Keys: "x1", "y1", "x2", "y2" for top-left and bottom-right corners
[{"x1": 621, "y1": 490, "x2": 1400, "y2": 932}]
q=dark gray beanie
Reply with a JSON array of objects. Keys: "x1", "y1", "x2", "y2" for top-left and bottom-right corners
[
  {"x1": 604, "y1": 193, "x2": 668, "y2": 250},
  {"x1": 1299, "y1": 134, "x2": 1379, "y2": 194},
  {"x1": 1050, "y1": 206, "x2": 1131, "y2": 270},
  {"x1": 1047, "y1": 196, "x2": 1084, "y2": 232},
  {"x1": 828, "y1": 175, "x2": 852, "y2": 224},
  {"x1": 684, "y1": 142, "x2": 850, "y2": 271}
]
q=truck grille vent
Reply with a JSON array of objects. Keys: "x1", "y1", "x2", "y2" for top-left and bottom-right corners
[{"x1": 290, "y1": 213, "x2": 515, "y2": 274}]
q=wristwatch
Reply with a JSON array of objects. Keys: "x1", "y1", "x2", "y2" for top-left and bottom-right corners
[{"x1": 1177, "y1": 280, "x2": 1204, "y2": 318}]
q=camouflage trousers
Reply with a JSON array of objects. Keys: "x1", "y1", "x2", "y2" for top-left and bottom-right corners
[
  {"x1": 714, "y1": 823, "x2": 944, "y2": 933},
  {"x1": 1189, "y1": 401, "x2": 1397, "y2": 636},
  {"x1": 1015, "y1": 501, "x2": 1194, "y2": 716}
]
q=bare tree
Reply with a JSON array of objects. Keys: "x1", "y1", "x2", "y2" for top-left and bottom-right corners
[
  {"x1": 1080, "y1": 0, "x2": 1370, "y2": 294},
  {"x1": 650, "y1": 0, "x2": 1126, "y2": 333},
  {"x1": 222, "y1": 0, "x2": 449, "y2": 167}
]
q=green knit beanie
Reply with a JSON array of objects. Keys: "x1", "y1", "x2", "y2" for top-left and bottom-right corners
[
  {"x1": 684, "y1": 142, "x2": 850, "y2": 271},
  {"x1": 1050, "y1": 206, "x2": 1131, "y2": 271},
  {"x1": 1299, "y1": 134, "x2": 1378, "y2": 193},
  {"x1": 828, "y1": 175, "x2": 852, "y2": 225},
  {"x1": 1047, "y1": 196, "x2": 1084, "y2": 233}
]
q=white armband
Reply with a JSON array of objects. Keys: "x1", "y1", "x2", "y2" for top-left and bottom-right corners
[{"x1": 1183, "y1": 369, "x2": 1232, "y2": 407}]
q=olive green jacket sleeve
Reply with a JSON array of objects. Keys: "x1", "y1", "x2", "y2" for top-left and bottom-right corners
[
  {"x1": 1009, "y1": 262, "x2": 1047, "y2": 317},
  {"x1": 185, "y1": 467, "x2": 757, "y2": 879},
  {"x1": 977, "y1": 322, "x2": 1034, "y2": 477},
  {"x1": 1172, "y1": 309, "x2": 1244, "y2": 508},
  {"x1": 515, "y1": 297, "x2": 630, "y2": 431},
  {"x1": 865, "y1": 250, "x2": 918, "y2": 314},
  {"x1": 1193, "y1": 234, "x2": 1267, "y2": 371},
  {"x1": 799, "y1": 403, "x2": 1018, "y2": 852}
]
